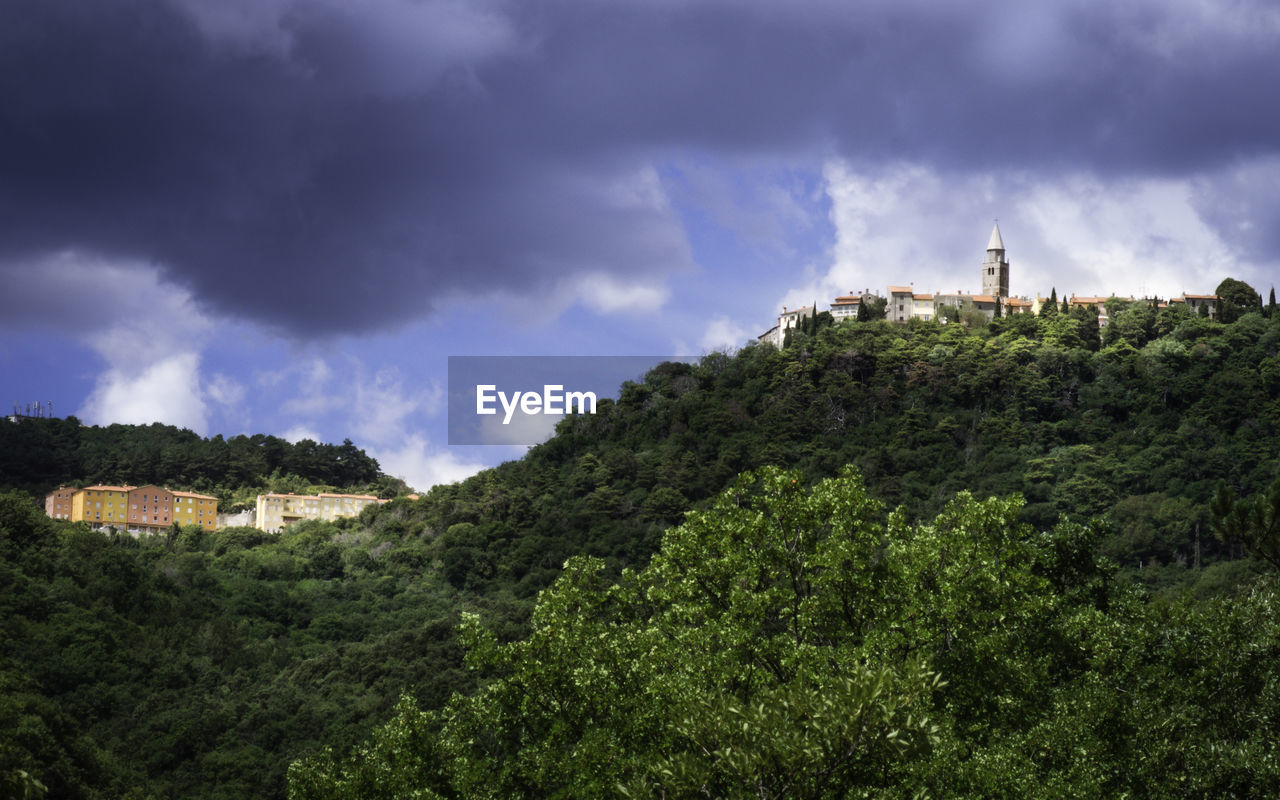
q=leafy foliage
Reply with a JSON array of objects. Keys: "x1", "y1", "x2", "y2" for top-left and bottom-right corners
[
  {"x1": 0, "y1": 420, "x2": 392, "y2": 504},
  {"x1": 296, "y1": 466, "x2": 1280, "y2": 798},
  {"x1": 6, "y1": 290, "x2": 1280, "y2": 797}
]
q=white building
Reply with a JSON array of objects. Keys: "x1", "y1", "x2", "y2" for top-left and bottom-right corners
[{"x1": 254, "y1": 491, "x2": 384, "y2": 533}]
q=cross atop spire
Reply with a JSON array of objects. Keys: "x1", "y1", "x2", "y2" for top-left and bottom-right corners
[{"x1": 987, "y1": 220, "x2": 1005, "y2": 252}]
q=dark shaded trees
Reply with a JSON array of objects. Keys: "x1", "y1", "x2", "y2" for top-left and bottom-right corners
[{"x1": 1215, "y1": 277, "x2": 1262, "y2": 323}]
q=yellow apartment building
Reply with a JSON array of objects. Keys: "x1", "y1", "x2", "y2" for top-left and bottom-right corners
[
  {"x1": 172, "y1": 490, "x2": 219, "y2": 531},
  {"x1": 70, "y1": 485, "x2": 135, "y2": 527},
  {"x1": 43, "y1": 483, "x2": 219, "y2": 533}
]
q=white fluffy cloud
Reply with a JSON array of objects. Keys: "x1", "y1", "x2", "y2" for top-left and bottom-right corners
[
  {"x1": 699, "y1": 316, "x2": 752, "y2": 352},
  {"x1": 371, "y1": 434, "x2": 495, "y2": 492},
  {"x1": 282, "y1": 425, "x2": 323, "y2": 443},
  {"x1": 0, "y1": 252, "x2": 227, "y2": 433},
  {"x1": 270, "y1": 354, "x2": 480, "y2": 490},
  {"x1": 572, "y1": 272, "x2": 671, "y2": 315},
  {"x1": 80, "y1": 352, "x2": 209, "y2": 433},
  {"x1": 810, "y1": 159, "x2": 1275, "y2": 312}
]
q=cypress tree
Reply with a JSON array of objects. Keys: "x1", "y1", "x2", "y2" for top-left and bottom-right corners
[
  {"x1": 1270, "y1": 287, "x2": 1276, "y2": 318},
  {"x1": 1041, "y1": 289, "x2": 1059, "y2": 317}
]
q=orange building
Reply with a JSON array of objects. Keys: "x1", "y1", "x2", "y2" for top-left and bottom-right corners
[
  {"x1": 45, "y1": 487, "x2": 77, "y2": 520},
  {"x1": 127, "y1": 485, "x2": 175, "y2": 531}
]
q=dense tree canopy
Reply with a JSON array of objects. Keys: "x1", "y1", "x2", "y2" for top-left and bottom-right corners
[
  {"x1": 292, "y1": 468, "x2": 1280, "y2": 799},
  {"x1": 5, "y1": 291, "x2": 1280, "y2": 797},
  {"x1": 0, "y1": 420, "x2": 396, "y2": 507},
  {"x1": 1215, "y1": 277, "x2": 1263, "y2": 323}
]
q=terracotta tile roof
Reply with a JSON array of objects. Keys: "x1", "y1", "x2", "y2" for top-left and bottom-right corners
[
  {"x1": 1182, "y1": 293, "x2": 1218, "y2": 300},
  {"x1": 83, "y1": 485, "x2": 136, "y2": 492},
  {"x1": 913, "y1": 293, "x2": 934, "y2": 300},
  {"x1": 171, "y1": 490, "x2": 217, "y2": 500},
  {"x1": 971, "y1": 295, "x2": 996, "y2": 303},
  {"x1": 887, "y1": 286, "x2": 914, "y2": 294}
]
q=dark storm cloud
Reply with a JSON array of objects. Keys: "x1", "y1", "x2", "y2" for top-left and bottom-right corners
[{"x1": 3, "y1": 0, "x2": 1278, "y2": 335}]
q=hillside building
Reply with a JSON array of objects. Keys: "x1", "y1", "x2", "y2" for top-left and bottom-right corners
[
  {"x1": 758, "y1": 304, "x2": 816, "y2": 348},
  {"x1": 45, "y1": 487, "x2": 77, "y2": 520},
  {"x1": 887, "y1": 287, "x2": 914, "y2": 323},
  {"x1": 254, "y1": 491, "x2": 385, "y2": 533},
  {"x1": 911, "y1": 294, "x2": 935, "y2": 321},
  {"x1": 761, "y1": 223, "x2": 1220, "y2": 343},
  {"x1": 830, "y1": 291, "x2": 881, "y2": 320},
  {"x1": 172, "y1": 490, "x2": 219, "y2": 531},
  {"x1": 43, "y1": 484, "x2": 218, "y2": 533},
  {"x1": 1170, "y1": 293, "x2": 1218, "y2": 318},
  {"x1": 981, "y1": 222, "x2": 1010, "y2": 299}
]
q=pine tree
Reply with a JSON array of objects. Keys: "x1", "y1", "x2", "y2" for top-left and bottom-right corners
[{"x1": 1061, "y1": 297, "x2": 1070, "y2": 314}]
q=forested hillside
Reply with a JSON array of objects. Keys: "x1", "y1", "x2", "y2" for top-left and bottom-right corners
[
  {"x1": 0, "y1": 420, "x2": 403, "y2": 506},
  {"x1": 402, "y1": 297, "x2": 1280, "y2": 597},
  {"x1": 5, "y1": 294, "x2": 1280, "y2": 798}
]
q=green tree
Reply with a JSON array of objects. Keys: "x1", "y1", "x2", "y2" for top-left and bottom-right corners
[
  {"x1": 861, "y1": 296, "x2": 887, "y2": 321},
  {"x1": 1041, "y1": 289, "x2": 1059, "y2": 317},
  {"x1": 1214, "y1": 277, "x2": 1262, "y2": 323},
  {"x1": 295, "y1": 466, "x2": 1123, "y2": 798},
  {"x1": 1212, "y1": 479, "x2": 1280, "y2": 568}
]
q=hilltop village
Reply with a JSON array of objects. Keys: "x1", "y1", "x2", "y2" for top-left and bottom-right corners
[{"x1": 760, "y1": 223, "x2": 1221, "y2": 347}]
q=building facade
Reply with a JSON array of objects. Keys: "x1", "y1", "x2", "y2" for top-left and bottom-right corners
[
  {"x1": 254, "y1": 492, "x2": 384, "y2": 533},
  {"x1": 887, "y1": 287, "x2": 914, "y2": 323},
  {"x1": 128, "y1": 485, "x2": 174, "y2": 530},
  {"x1": 43, "y1": 484, "x2": 217, "y2": 532},
  {"x1": 72, "y1": 485, "x2": 134, "y2": 528},
  {"x1": 172, "y1": 490, "x2": 219, "y2": 531},
  {"x1": 45, "y1": 487, "x2": 77, "y2": 520},
  {"x1": 1173, "y1": 294, "x2": 1218, "y2": 318}
]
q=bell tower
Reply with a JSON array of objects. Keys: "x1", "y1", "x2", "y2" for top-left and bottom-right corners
[{"x1": 981, "y1": 221, "x2": 1009, "y2": 299}]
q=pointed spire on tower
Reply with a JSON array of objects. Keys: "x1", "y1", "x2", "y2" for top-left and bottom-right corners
[{"x1": 987, "y1": 220, "x2": 1005, "y2": 252}]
